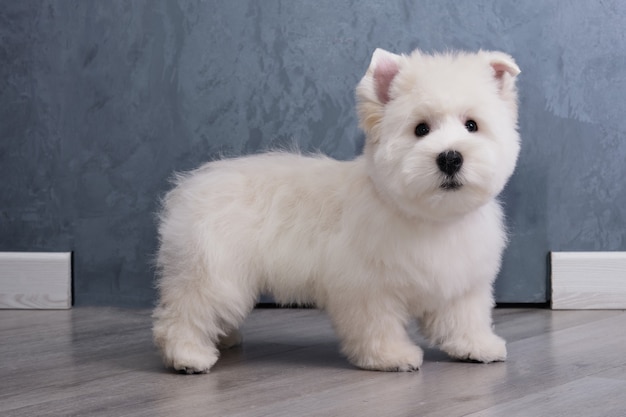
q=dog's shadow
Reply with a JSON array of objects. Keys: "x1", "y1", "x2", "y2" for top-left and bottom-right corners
[
  {"x1": 104, "y1": 340, "x2": 465, "y2": 377},
  {"x1": 86, "y1": 314, "x2": 461, "y2": 375},
  {"x1": 214, "y1": 339, "x2": 354, "y2": 372},
  {"x1": 212, "y1": 339, "x2": 458, "y2": 374}
]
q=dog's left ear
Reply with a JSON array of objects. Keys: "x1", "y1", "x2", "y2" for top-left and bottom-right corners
[
  {"x1": 483, "y1": 51, "x2": 520, "y2": 108},
  {"x1": 490, "y1": 54, "x2": 521, "y2": 79}
]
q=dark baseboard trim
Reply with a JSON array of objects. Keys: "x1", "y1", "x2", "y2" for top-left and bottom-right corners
[
  {"x1": 257, "y1": 302, "x2": 551, "y2": 309},
  {"x1": 496, "y1": 302, "x2": 550, "y2": 309}
]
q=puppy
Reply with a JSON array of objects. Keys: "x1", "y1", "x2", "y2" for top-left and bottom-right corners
[{"x1": 153, "y1": 48, "x2": 521, "y2": 373}]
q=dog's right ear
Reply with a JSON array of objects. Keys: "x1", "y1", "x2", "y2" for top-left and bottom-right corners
[
  {"x1": 356, "y1": 49, "x2": 403, "y2": 137},
  {"x1": 371, "y1": 49, "x2": 402, "y2": 104}
]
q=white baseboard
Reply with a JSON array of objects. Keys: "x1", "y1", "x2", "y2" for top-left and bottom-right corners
[
  {"x1": 0, "y1": 252, "x2": 72, "y2": 309},
  {"x1": 551, "y1": 251, "x2": 626, "y2": 309}
]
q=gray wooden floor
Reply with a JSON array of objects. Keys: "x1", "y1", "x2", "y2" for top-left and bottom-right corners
[{"x1": 1, "y1": 307, "x2": 626, "y2": 417}]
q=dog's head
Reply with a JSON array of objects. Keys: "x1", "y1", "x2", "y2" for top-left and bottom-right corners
[{"x1": 356, "y1": 48, "x2": 521, "y2": 220}]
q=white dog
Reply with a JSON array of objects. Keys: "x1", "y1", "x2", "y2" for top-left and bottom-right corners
[{"x1": 153, "y1": 48, "x2": 521, "y2": 373}]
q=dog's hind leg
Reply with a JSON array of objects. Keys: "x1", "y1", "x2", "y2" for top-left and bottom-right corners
[
  {"x1": 152, "y1": 262, "x2": 256, "y2": 374},
  {"x1": 217, "y1": 328, "x2": 243, "y2": 350}
]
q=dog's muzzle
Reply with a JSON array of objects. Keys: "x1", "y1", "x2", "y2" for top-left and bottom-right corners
[{"x1": 437, "y1": 150, "x2": 463, "y2": 190}]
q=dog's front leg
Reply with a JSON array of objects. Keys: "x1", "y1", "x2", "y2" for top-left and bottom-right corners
[
  {"x1": 327, "y1": 296, "x2": 423, "y2": 372},
  {"x1": 418, "y1": 285, "x2": 507, "y2": 363}
]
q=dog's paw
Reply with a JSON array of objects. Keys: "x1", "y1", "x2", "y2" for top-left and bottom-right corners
[
  {"x1": 164, "y1": 341, "x2": 219, "y2": 374},
  {"x1": 353, "y1": 344, "x2": 424, "y2": 372},
  {"x1": 442, "y1": 334, "x2": 507, "y2": 363}
]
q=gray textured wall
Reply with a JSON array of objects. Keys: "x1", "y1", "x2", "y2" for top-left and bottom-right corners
[{"x1": 1, "y1": 1, "x2": 625, "y2": 306}]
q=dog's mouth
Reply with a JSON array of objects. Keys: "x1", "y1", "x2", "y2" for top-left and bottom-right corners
[{"x1": 440, "y1": 178, "x2": 463, "y2": 191}]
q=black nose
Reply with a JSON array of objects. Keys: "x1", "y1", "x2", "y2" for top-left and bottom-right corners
[{"x1": 436, "y1": 150, "x2": 463, "y2": 176}]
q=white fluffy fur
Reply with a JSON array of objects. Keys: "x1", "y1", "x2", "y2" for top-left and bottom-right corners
[{"x1": 152, "y1": 48, "x2": 521, "y2": 373}]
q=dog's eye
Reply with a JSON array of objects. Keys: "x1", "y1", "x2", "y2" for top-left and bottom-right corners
[
  {"x1": 415, "y1": 123, "x2": 430, "y2": 138},
  {"x1": 465, "y1": 119, "x2": 478, "y2": 133}
]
